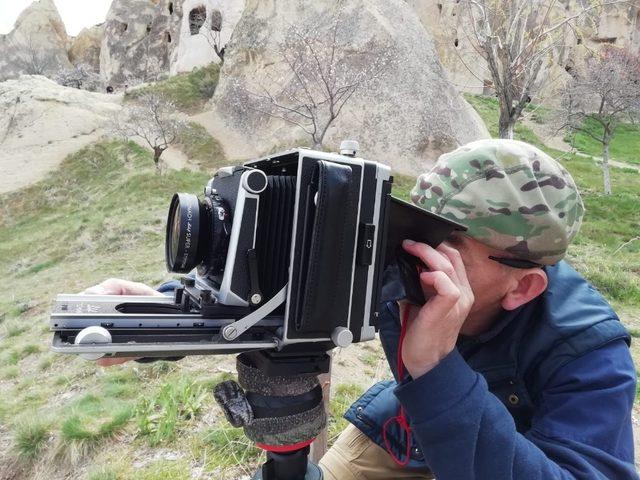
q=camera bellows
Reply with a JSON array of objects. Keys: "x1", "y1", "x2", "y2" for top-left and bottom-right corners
[{"x1": 255, "y1": 175, "x2": 296, "y2": 300}]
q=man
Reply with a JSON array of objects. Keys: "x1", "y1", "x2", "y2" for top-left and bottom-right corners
[
  {"x1": 88, "y1": 139, "x2": 637, "y2": 478},
  {"x1": 317, "y1": 139, "x2": 638, "y2": 479}
]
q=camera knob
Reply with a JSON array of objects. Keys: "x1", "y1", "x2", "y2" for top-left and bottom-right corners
[
  {"x1": 339, "y1": 140, "x2": 359, "y2": 157},
  {"x1": 331, "y1": 327, "x2": 353, "y2": 348},
  {"x1": 242, "y1": 170, "x2": 268, "y2": 194},
  {"x1": 74, "y1": 326, "x2": 112, "y2": 361}
]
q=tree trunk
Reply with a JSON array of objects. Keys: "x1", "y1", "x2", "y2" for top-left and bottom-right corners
[
  {"x1": 498, "y1": 110, "x2": 515, "y2": 139},
  {"x1": 602, "y1": 140, "x2": 612, "y2": 195},
  {"x1": 153, "y1": 147, "x2": 164, "y2": 174}
]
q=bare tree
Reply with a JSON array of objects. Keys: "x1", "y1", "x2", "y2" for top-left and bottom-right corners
[
  {"x1": 55, "y1": 64, "x2": 102, "y2": 91},
  {"x1": 246, "y1": 3, "x2": 392, "y2": 149},
  {"x1": 456, "y1": 0, "x2": 635, "y2": 139},
  {"x1": 113, "y1": 92, "x2": 187, "y2": 172},
  {"x1": 10, "y1": 35, "x2": 57, "y2": 76},
  {"x1": 560, "y1": 46, "x2": 640, "y2": 195}
]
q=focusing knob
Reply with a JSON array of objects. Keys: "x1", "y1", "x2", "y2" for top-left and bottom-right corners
[
  {"x1": 242, "y1": 170, "x2": 268, "y2": 194},
  {"x1": 75, "y1": 326, "x2": 112, "y2": 361}
]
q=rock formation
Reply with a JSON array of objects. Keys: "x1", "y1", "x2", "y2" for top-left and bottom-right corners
[
  {"x1": 170, "y1": 0, "x2": 245, "y2": 74},
  {"x1": 0, "y1": 0, "x2": 71, "y2": 81},
  {"x1": 0, "y1": 75, "x2": 122, "y2": 193},
  {"x1": 100, "y1": 0, "x2": 180, "y2": 87},
  {"x1": 100, "y1": 0, "x2": 245, "y2": 85},
  {"x1": 69, "y1": 24, "x2": 104, "y2": 72},
  {"x1": 209, "y1": 0, "x2": 489, "y2": 173}
]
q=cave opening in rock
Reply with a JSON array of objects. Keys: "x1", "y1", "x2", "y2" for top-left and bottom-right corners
[
  {"x1": 211, "y1": 9, "x2": 222, "y2": 32},
  {"x1": 169, "y1": 2, "x2": 174, "y2": 15},
  {"x1": 121, "y1": 22, "x2": 128, "y2": 33},
  {"x1": 167, "y1": 32, "x2": 172, "y2": 43},
  {"x1": 189, "y1": 6, "x2": 207, "y2": 35},
  {"x1": 146, "y1": 23, "x2": 152, "y2": 34},
  {"x1": 454, "y1": 38, "x2": 459, "y2": 47}
]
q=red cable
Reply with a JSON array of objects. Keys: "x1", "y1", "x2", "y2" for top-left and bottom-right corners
[{"x1": 382, "y1": 305, "x2": 413, "y2": 467}]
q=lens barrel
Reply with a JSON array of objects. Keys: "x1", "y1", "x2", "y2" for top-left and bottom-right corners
[{"x1": 165, "y1": 193, "x2": 203, "y2": 273}]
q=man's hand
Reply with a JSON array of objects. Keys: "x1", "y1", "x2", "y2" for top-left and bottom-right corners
[
  {"x1": 79, "y1": 278, "x2": 164, "y2": 367},
  {"x1": 399, "y1": 240, "x2": 474, "y2": 379}
]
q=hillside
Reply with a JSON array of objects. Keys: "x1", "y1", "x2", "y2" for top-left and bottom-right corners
[{"x1": 1, "y1": 95, "x2": 639, "y2": 479}]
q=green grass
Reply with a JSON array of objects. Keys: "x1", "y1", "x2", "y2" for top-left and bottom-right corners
[
  {"x1": 135, "y1": 379, "x2": 208, "y2": 446},
  {"x1": 58, "y1": 394, "x2": 134, "y2": 460},
  {"x1": 176, "y1": 122, "x2": 226, "y2": 172},
  {"x1": 463, "y1": 94, "x2": 547, "y2": 149},
  {"x1": 126, "y1": 63, "x2": 220, "y2": 114},
  {"x1": 137, "y1": 459, "x2": 192, "y2": 480},
  {"x1": 13, "y1": 418, "x2": 51, "y2": 459},
  {"x1": 328, "y1": 384, "x2": 364, "y2": 446},
  {"x1": 87, "y1": 468, "x2": 119, "y2": 480},
  {"x1": 567, "y1": 117, "x2": 640, "y2": 165},
  {"x1": 200, "y1": 426, "x2": 263, "y2": 469},
  {"x1": 0, "y1": 140, "x2": 223, "y2": 469}
]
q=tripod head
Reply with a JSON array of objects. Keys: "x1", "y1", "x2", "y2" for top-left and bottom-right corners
[{"x1": 214, "y1": 350, "x2": 330, "y2": 480}]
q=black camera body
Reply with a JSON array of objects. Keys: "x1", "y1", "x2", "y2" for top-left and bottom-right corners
[{"x1": 49, "y1": 146, "x2": 463, "y2": 359}]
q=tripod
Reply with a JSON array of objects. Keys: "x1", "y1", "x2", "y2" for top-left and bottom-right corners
[{"x1": 215, "y1": 350, "x2": 330, "y2": 480}]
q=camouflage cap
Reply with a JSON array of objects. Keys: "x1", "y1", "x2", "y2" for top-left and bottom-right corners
[{"x1": 410, "y1": 139, "x2": 584, "y2": 265}]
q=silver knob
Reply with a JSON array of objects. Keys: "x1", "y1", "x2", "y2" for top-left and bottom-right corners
[
  {"x1": 331, "y1": 327, "x2": 353, "y2": 348},
  {"x1": 74, "y1": 326, "x2": 112, "y2": 361},
  {"x1": 339, "y1": 140, "x2": 359, "y2": 157},
  {"x1": 242, "y1": 170, "x2": 268, "y2": 194}
]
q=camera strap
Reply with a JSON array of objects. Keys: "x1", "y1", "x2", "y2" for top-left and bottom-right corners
[{"x1": 382, "y1": 305, "x2": 413, "y2": 467}]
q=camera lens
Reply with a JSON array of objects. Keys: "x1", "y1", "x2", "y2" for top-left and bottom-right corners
[
  {"x1": 165, "y1": 193, "x2": 203, "y2": 273},
  {"x1": 165, "y1": 192, "x2": 232, "y2": 276}
]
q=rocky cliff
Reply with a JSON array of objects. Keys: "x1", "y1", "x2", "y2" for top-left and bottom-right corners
[
  {"x1": 100, "y1": 0, "x2": 179, "y2": 86},
  {"x1": 0, "y1": 0, "x2": 71, "y2": 81},
  {"x1": 69, "y1": 24, "x2": 104, "y2": 72}
]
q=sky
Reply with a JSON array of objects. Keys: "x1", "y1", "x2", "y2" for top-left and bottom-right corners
[{"x1": 0, "y1": 0, "x2": 112, "y2": 36}]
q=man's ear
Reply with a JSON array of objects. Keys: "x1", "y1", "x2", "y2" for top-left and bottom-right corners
[{"x1": 501, "y1": 269, "x2": 548, "y2": 311}]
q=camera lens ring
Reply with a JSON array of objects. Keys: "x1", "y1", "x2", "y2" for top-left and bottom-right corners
[
  {"x1": 198, "y1": 193, "x2": 231, "y2": 278},
  {"x1": 166, "y1": 193, "x2": 202, "y2": 273}
]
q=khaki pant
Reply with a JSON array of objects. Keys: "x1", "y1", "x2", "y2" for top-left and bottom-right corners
[{"x1": 319, "y1": 424, "x2": 434, "y2": 480}]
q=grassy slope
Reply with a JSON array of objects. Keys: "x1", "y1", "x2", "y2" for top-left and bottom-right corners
[
  {"x1": 568, "y1": 118, "x2": 640, "y2": 165},
  {"x1": 0, "y1": 141, "x2": 375, "y2": 479},
  {"x1": 126, "y1": 64, "x2": 220, "y2": 114},
  {"x1": 0, "y1": 142, "x2": 227, "y2": 478}
]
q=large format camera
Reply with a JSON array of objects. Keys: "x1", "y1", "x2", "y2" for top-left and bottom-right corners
[{"x1": 49, "y1": 143, "x2": 463, "y2": 360}]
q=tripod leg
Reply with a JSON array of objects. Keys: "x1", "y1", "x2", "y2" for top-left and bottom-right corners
[{"x1": 252, "y1": 447, "x2": 323, "y2": 480}]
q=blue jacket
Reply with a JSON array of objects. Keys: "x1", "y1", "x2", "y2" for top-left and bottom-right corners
[{"x1": 345, "y1": 261, "x2": 638, "y2": 479}]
